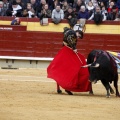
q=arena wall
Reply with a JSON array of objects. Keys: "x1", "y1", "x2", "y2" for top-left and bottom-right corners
[{"x1": 0, "y1": 17, "x2": 120, "y2": 68}]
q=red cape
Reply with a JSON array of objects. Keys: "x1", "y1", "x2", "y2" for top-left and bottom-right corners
[{"x1": 47, "y1": 46, "x2": 91, "y2": 92}]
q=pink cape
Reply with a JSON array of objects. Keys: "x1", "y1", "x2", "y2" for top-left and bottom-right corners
[{"x1": 47, "y1": 46, "x2": 91, "y2": 92}]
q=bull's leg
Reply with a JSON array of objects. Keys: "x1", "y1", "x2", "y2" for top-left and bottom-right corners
[
  {"x1": 65, "y1": 90, "x2": 73, "y2": 95},
  {"x1": 114, "y1": 74, "x2": 120, "y2": 97},
  {"x1": 57, "y1": 83, "x2": 62, "y2": 94},
  {"x1": 101, "y1": 80, "x2": 110, "y2": 98},
  {"x1": 109, "y1": 84, "x2": 114, "y2": 94},
  {"x1": 89, "y1": 82, "x2": 94, "y2": 95}
]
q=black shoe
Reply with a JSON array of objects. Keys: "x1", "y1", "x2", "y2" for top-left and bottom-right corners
[
  {"x1": 65, "y1": 90, "x2": 73, "y2": 95},
  {"x1": 57, "y1": 89, "x2": 62, "y2": 94}
]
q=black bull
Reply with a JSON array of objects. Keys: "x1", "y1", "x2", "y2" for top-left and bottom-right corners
[{"x1": 85, "y1": 49, "x2": 120, "y2": 97}]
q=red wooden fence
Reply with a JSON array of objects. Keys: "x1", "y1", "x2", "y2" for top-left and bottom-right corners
[{"x1": 0, "y1": 30, "x2": 119, "y2": 58}]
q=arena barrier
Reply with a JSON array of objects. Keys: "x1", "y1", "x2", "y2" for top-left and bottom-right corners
[{"x1": 0, "y1": 17, "x2": 120, "y2": 68}]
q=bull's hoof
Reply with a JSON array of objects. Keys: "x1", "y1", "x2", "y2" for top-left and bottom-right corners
[
  {"x1": 110, "y1": 90, "x2": 114, "y2": 94},
  {"x1": 106, "y1": 95, "x2": 110, "y2": 98},
  {"x1": 65, "y1": 90, "x2": 73, "y2": 95},
  {"x1": 57, "y1": 89, "x2": 62, "y2": 94}
]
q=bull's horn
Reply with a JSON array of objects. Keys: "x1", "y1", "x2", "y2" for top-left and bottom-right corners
[
  {"x1": 81, "y1": 64, "x2": 91, "y2": 68},
  {"x1": 92, "y1": 63, "x2": 100, "y2": 68}
]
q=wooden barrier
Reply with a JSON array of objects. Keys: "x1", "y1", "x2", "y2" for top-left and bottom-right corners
[
  {"x1": 0, "y1": 30, "x2": 120, "y2": 58},
  {"x1": 0, "y1": 17, "x2": 120, "y2": 59},
  {"x1": 0, "y1": 17, "x2": 119, "y2": 68}
]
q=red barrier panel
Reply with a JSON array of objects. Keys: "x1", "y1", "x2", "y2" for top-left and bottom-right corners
[
  {"x1": 0, "y1": 31, "x2": 120, "y2": 58},
  {"x1": 0, "y1": 25, "x2": 27, "y2": 31}
]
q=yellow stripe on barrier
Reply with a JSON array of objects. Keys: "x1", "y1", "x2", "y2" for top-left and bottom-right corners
[
  {"x1": 27, "y1": 22, "x2": 70, "y2": 32},
  {"x1": 0, "y1": 20, "x2": 120, "y2": 34},
  {"x1": 0, "y1": 21, "x2": 11, "y2": 25},
  {"x1": 86, "y1": 24, "x2": 120, "y2": 34}
]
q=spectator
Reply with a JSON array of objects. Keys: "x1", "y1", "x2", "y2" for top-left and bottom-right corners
[
  {"x1": 88, "y1": 6, "x2": 106, "y2": 24},
  {"x1": 16, "y1": 0, "x2": 26, "y2": 10},
  {"x1": 36, "y1": 0, "x2": 46, "y2": 18},
  {"x1": 77, "y1": 6, "x2": 89, "y2": 20},
  {"x1": 51, "y1": 4, "x2": 64, "y2": 24},
  {"x1": 86, "y1": 1, "x2": 94, "y2": 10},
  {"x1": 11, "y1": 17, "x2": 21, "y2": 25},
  {"x1": 84, "y1": 0, "x2": 91, "y2": 5},
  {"x1": 86, "y1": 1, "x2": 95, "y2": 18},
  {"x1": 67, "y1": 0, "x2": 74, "y2": 7},
  {"x1": 39, "y1": 4, "x2": 51, "y2": 19},
  {"x1": 21, "y1": 0, "x2": 30, "y2": 6},
  {"x1": 91, "y1": 0, "x2": 98, "y2": 7},
  {"x1": 114, "y1": 10, "x2": 120, "y2": 21},
  {"x1": 107, "y1": 1, "x2": 115, "y2": 13},
  {"x1": 53, "y1": 0, "x2": 60, "y2": 9},
  {"x1": 116, "y1": 0, "x2": 120, "y2": 10},
  {"x1": 107, "y1": 5, "x2": 118, "y2": 20},
  {"x1": 59, "y1": 0, "x2": 65, "y2": 8},
  {"x1": 22, "y1": 8, "x2": 28, "y2": 17},
  {"x1": 6, "y1": 0, "x2": 23, "y2": 17},
  {"x1": 2, "y1": 0, "x2": 9, "y2": 16},
  {"x1": 99, "y1": 1, "x2": 105, "y2": 9},
  {"x1": 73, "y1": 0, "x2": 85, "y2": 14},
  {"x1": 72, "y1": 5, "x2": 78, "y2": 16},
  {"x1": 101, "y1": 6, "x2": 107, "y2": 17},
  {"x1": 98, "y1": 0, "x2": 108, "y2": 10},
  {"x1": 62, "y1": 0, "x2": 69, "y2": 14},
  {"x1": 30, "y1": 0, "x2": 39, "y2": 15},
  {"x1": 65, "y1": 6, "x2": 77, "y2": 28},
  {"x1": 26, "y1": 3, "x2": 36, "y2": 18},
  {"x1": 0, "y1": 1, "x2": 7, "y2": 16},
  {"x1": 47, "y1": 0, "x2": 55, "y2": 11}
]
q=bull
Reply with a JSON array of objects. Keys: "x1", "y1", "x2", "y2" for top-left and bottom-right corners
[{"x1": 82, "y1": 50, "x2": 120, "y2": 98}]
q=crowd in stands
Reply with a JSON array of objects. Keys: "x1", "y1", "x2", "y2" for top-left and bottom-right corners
[{"x1": 0, "y1": 0, "x2": 120, "y2": 25}]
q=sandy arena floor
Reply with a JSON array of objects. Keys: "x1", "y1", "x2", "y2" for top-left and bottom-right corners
[{"x1": 0, "y1": 68, "x2": 120, "y2": 120}]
